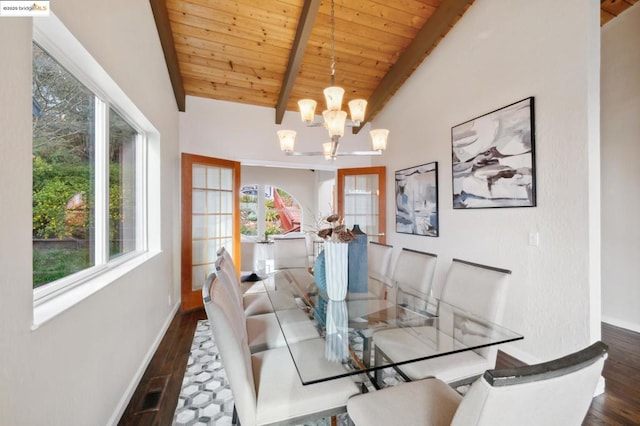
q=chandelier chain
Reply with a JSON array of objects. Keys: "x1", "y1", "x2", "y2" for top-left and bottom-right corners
[{"x1": 330, "y1": 0, "x2": 336, "y2": 86}]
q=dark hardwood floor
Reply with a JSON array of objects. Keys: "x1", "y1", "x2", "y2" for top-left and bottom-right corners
[
  {"x1": 584, "y1": 323, "x2": 640, "y2": 425},
  {"x1": 119, "y1": 312, "x2": 640, "y2": 425},
  {"x1": 119, "y1": 308, "x2": 206, "y2": 426}
]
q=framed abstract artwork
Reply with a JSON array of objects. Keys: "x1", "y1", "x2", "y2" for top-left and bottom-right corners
[
  {"x1": 395, "y1": 162, "x2": 439, "y2": 237},
  {"x1": 452, "y1": 97, "x2": 536, "y2": 209}
]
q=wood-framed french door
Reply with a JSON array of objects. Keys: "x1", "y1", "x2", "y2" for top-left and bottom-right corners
[
  {"x1": 181, "y1": 153, "x2": 241, "y2": 312},
  {"x1": 337, "y1": 166, "x2": 386, "y2": 244}
]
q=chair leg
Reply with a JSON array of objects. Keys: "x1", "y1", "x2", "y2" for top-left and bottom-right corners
[
  {"x1": 232, "y1": 405, "x2": 240, "y2": 425},
  {"x1": 374, "y1": 346, "x2": 412, "y2": 386},
  {"x1": 392, "y1": 364, "x2": 412, "y2": 383},
  {"x1": 374, "y1": 346, "x2": 383, "y2": 386},
  {"x1": 448, "y1": 374, "x2": 481, "y2": 395}
]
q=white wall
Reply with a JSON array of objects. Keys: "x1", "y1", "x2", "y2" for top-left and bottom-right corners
[
  {"x1": 0, "y1": 1, "x2": 180, "y2": 424},
  {"x1": 372, "y1": 0, "x2": 601, "y2": 362},
  {"x1": 315, "y1": 169, "x2": 337, "y2": 218},
  {"x1": 180, "y1": 95, "x2": 376, "y2": 171},
  {"x1": 601, "y1": 3, "x2": 640, "y2": 332}
]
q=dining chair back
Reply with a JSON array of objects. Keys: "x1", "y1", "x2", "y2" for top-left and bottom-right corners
[
  {"x1": 218, "y1": 246, "x2": 274, "y2": 315},
  {"x1": 440, "y1": 258, "x2": 511, "y2": 326},
  {"x1": 367, "y1": 242, "x2": 393, "y2": 297},
  {"x1": 203, "y1": 271, "x2": 360, "y2": 426},
  {"x1": 217, "y1": 245, "x2": 237, "y2": 269},
  {"x1": 454, "y1": 341, "x2": 607, "y2": 425},
  {"x1": 215, "y1": 248, "x2": 317, "y2": 351},
  {"x1": 392, "y1": 248, "x2": 438, "y2": 298},
  {"x1": 216, "y1": 247, "x2": 244, "y2": 305},
  {"x1": 416, "y1": 258, "x2": 511, "y2": 383},
  {"x1": 273, "y1": 236, "x2": 309, "y2": 269},
  {"x1": 202, "y1": 272, "x2": 258, "y2": 424},
  {"x1": 367, "y1": 242, "x2": 393, "y2": 279},
  {"x1": 373, "y1": 258, "x2": 511, "y2": 384},
  {"x1": 347, "y1": 341, "x2": 608, "y2": 426}
]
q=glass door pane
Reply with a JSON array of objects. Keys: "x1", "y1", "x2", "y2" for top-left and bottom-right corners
[
  {"x1": 338, "y1": 167, "x2": 386, "y2": 244},
  {"x1": 343, "y1": 174, "x2": 379, "y2": 236},
  {"x1": 191, "y1": 165, "x2": 234, "y2": 291}
]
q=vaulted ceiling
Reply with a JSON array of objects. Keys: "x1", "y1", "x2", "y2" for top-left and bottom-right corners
[{"x1": 151, "y1": 0, "x2": 637, "y2": 126}]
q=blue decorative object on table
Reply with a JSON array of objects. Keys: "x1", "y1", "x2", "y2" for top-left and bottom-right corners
[
  {"x1": 313, "y1": 295, "x2": 328, "y2": 328},
  {"x1": 348, "y1": 224, "x2": 368, "y2": 293},
  {"x1": 314, "y1": 249, "x2": 327, "y2": 293}
]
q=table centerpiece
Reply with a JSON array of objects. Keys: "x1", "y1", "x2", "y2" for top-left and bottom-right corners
[{"x1": 315, "y1": 214, "x2": 355, "y2": 301}]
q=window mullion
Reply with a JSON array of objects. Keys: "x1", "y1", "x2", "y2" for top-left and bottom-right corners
[
  {"x1": 136, "y1": 133, "x2": 147, "y2": 252},
  {"x1": 94, "y1": 97, "x2": 108, "y2": 265},
  {"x1": 257, "y1": 184, "x2": 266, "y2": 238}
]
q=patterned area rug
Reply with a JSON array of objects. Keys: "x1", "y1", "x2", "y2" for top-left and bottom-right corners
[
  {"x1": 173, "y1": 320, "x2": 403, "y2": 425},
  {"x1": 173, "y1": 320, "x2": 234, "y2": 425}
]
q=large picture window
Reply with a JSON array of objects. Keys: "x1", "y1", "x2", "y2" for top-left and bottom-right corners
[{"x1": 32, "y1": 41, "x2": 146, "y2": 298}]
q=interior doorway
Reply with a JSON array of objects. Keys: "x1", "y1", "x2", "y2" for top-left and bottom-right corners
[{"x1": 180, "y1": 153, "x2": 240, "y2": 311}]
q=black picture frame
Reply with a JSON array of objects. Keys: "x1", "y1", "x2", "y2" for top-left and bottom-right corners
[
  {"x1": 395, "y1": 162, "x2": 439, "y2": 237},
  {"x1": 452, "y1": 97, "x2": 536, "y2": 209}
]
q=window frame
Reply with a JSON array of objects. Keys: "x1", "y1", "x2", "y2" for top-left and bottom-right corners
[{"x1": 32, "y1": 13, "x2": 155, "y2": 318}]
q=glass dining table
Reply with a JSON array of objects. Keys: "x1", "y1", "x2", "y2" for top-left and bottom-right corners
[{"x1": 259, "y1": 268, "x2": 523, "y2": 386}]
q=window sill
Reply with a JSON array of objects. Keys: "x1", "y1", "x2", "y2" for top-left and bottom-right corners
[{"x1": 32, "y1": 250, "x2": 161, "y2": 329}]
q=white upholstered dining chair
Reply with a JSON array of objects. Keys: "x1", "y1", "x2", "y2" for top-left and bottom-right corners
[
  {"x1": 218, "y1": 247, "x2": 300, "y2": 316},
  {"x1": 347, "y1": 341, "x2": 608, "y2": 426},
  {"x1": 240, "y1": 239, "x2": 265, "y2": 283},
  {"x1": 391, "y1": 248, "x2": 438, "y2": 311},
  {"x1": 273, "y1": 236, "x2": 309, "y2": 269},
  {"x1": 216, "y1": 247, "x2": 274, "y2": 316},
  {"x1": 367, "y1": 242, "x2": 393, "y2": 298},
  {"x1": 203, "y1": 271, "x2": 360, "y2": 426},
  {"x1": 373, "y1": 258, "x2": 511, "y2": 384},
  {"x1": 213, "y1": 255, "x2": 317, "y2": 353}
]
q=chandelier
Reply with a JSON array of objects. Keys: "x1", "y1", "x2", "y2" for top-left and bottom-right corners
[{"x1": 277, "y1": 0, "x2": 389, "y2": 160}]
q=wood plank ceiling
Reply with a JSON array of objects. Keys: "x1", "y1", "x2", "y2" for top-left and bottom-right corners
[
  {"x1": 151, "y1": 0, "x2": 637, "y2": 124},
  {"x1": 601, "y1": 0, "x2": 638, "y2": 25}
]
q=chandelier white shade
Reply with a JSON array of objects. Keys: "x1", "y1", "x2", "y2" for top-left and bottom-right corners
[
  {"x1": 370, "y1": 129, "x2": 389, "y2": 151},
  {"x1": 348, "y1": 99, "x2": 367, "y2": 123},
  {"x1": 298, "y1": 99, "x2": 317, "y2": 123},
  {"x1": 323, "y1": 86, "x2": 345, "y2": 111},
  {"x1": 277, "y1": 0, "x2": 389, "y2": 160},
  {"x1": 323, "y1": 110, "x2": 347, "y2": 137},
  {"x1": 277, "y1": 129, "x2": 296, "y2": 152}
]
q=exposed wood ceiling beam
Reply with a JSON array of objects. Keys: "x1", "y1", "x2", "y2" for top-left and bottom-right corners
[
  {"x1": 354, "y1": 0, "x2": 473, "y2": 133},
  {"x1": 275, "y1": 0, "x2": 322, "y2": 124},
  {"x1": 600, "y1": 0, "x2": 638, "y2": 25},
  {"x1": 150, "y1": 0, "x2": 186, "y2": 112}
]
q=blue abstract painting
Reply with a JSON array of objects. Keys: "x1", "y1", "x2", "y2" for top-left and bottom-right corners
[
  {"x1": 395, "y1": 162, "x2": 438, "y2": 237},
  {"x1": 452, "y1": 97, "x2": 536, "y2": 209}
]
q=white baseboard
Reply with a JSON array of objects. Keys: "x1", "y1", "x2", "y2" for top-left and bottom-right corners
[
  {"x1": 107, "y1": 302, "x2": 180, "y2": 426},
  {"x1": 601, "y1": 315, "x2": 640, "y2": 334}
]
